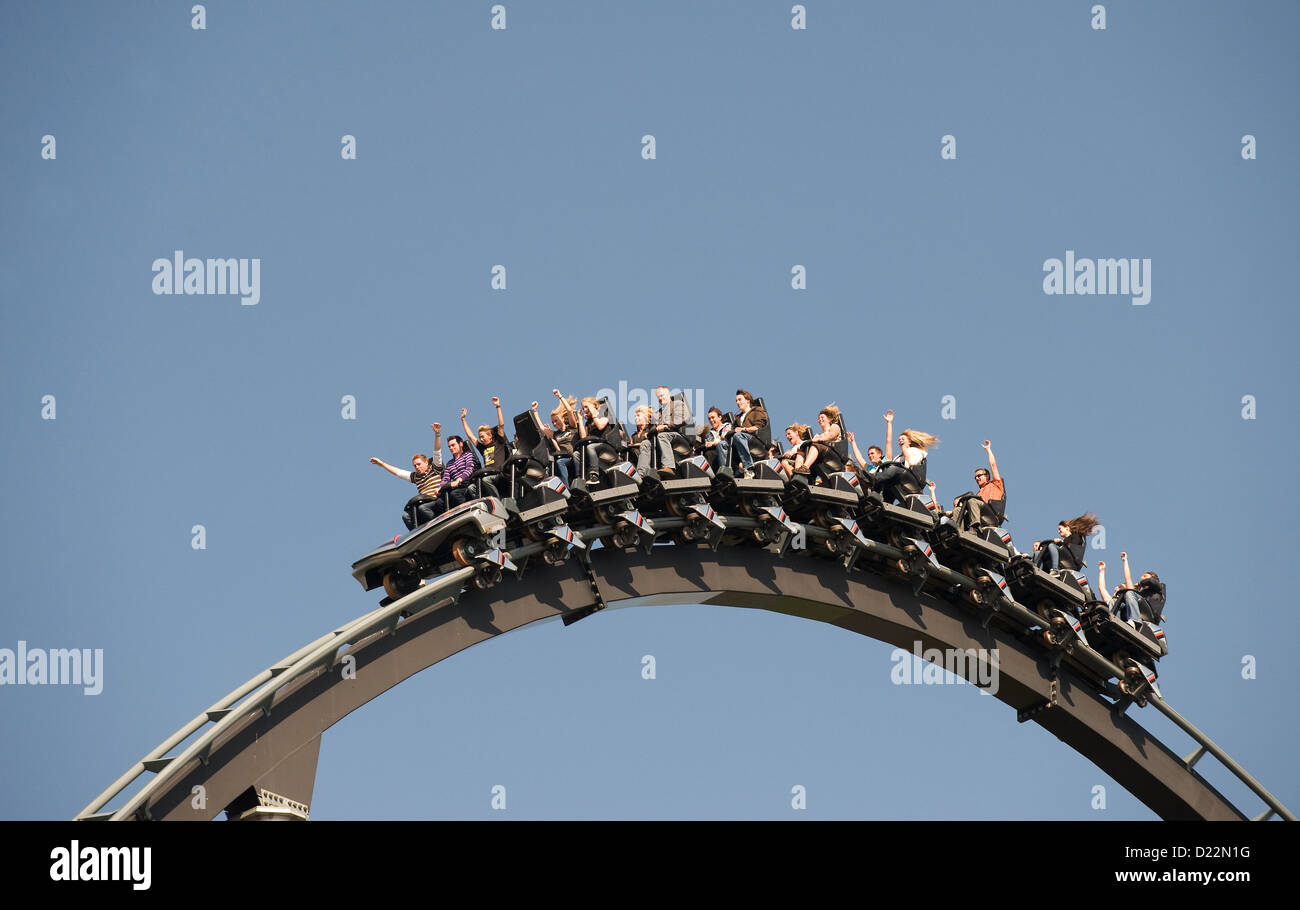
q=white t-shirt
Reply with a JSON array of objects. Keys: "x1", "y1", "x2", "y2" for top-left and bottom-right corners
[{"x1": 898, "y1": 446, "x2": 926, "y2": 468}]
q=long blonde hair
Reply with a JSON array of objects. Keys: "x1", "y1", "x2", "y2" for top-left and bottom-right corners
[{"x1": 901, "y1": 429, "x2": 938, "y2": 450}]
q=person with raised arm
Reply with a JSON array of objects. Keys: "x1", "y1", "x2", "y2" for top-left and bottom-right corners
[
  {"x1": 369, "y1": 422, "x2": 445, "y2": 530},
  {"x1": 868, "y1": 409, "x2": 937, "y2": 502},
  {"x1": 546, "y1": 390, "x2": 581, "y2": 486},
  {"x1": 1107, "y1": 552, "x2": 1167, "y2": 624},
  {"x1": 846, "y1": 430, "x2": 884, "y2": 476},
  {"x1": 951, "y1": 440, "x2": 1007, "y2": 531},
  {"x1": 461, "y1": 396, "x2": 510, "y2": 474}
]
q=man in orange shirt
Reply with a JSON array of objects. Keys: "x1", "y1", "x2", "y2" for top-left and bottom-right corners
[{"x1": 952, "y1": 440, "x2": 1006, "y2": 532}]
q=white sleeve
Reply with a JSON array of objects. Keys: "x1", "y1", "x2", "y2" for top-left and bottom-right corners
[
  {"x1": 906, "y1": 448, "x2": 925, "y2": 468},
  {"x1": 398, "y1": 470, "x2": 413, "y2": 481}
]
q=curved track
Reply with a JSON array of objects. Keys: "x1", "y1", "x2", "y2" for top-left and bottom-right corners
[{"x1": 77, "y1": 515, "x2": 1294, "y2": 821}]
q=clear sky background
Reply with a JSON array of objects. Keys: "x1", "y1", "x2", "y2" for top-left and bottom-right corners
[{"x1": 1, "y1": 0, "x2": 1296, "y2": 820}]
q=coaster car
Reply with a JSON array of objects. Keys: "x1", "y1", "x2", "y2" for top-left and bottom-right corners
[
  {"x1": 782, "y1": 469, "x2": 864, "y2": 523},
  {"x1": 351, "y1": 497, "x2": 516, "y2": 602},
  {"x1": 1080, "y1": 604, "x2": 1166, "y2": 704},
  {"x1": 859, "y1": 487, "x2": 938, "y2": 547},
  {"x1": 639, "y1": 454, "x2": 726, "y2": 548},
  {"x1": 932, "y1": 516, "x2": 1014, "y2": 578},
  {"x1": 569, "y1": 460, "x2": 657, "y2": 552},
  {"x1": 1005, "y1": 554, "x2": 1094, "y2": 614},
  {"x1": 714, "y1": 458, "x2": 802, "y2": 553}
]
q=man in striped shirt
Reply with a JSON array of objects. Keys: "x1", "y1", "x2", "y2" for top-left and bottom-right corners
[
  {"x1": 436, "y1": 434, "x2": 481, "y2": 515},
  {"x1": 370, "y1": 423, "x2": 445, "y2": 529}
]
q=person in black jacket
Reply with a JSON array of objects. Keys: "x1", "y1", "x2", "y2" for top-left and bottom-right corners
[
  {"x1": 1032, "y1": 513, "x2": 1099, "y2": 572},
  {"x1": 1099, "y1": 553, "x2": 1166, "y2": 624}
]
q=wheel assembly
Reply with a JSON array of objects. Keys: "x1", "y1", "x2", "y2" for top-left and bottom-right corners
[
  {"x1": 382, "y1": 569, "x2": 420, "y2": 600},
  {"x1": 451, "y1": 537, "x2": 480, "y2": 567}
]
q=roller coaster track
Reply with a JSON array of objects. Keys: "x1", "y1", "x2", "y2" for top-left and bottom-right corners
[{"x1": 76, "y1": 514, "x2": 1294, "y2": 822}]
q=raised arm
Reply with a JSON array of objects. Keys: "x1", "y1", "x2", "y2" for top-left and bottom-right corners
[
  {"x1": 459, "y1": 407, "x2": 473, "y2": 441},
  {"x1": 1097, "y1": 560, "x2": 1108, "y2": 600},
  {"x1": 429, "y1": 422, "x2": 444, "y2": 467},
  {"x1": 983, "y1": 440, "x2": 1001, "y2": 483},
  {"x1": 491, "y1": 396, "x2": 505, "y2": 435},
  {"x1": 883, "y1": 410, "x2": 895, "y2": 460},
  {"x1": 847, "y1": 431, "x2": 867, "y2": 469},
  {"x1": 554, "y1": 389, "x2": 578, "y2": 425},
  {"x1": 1121, "y1": 551, "x2": 1134, "y2": 589},
  {"x1": 369, "y1": 457, "x2": 409, "y2": 480}
]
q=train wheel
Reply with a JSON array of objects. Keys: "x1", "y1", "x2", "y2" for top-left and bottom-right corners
[
  {"x1": 751, "y1": 528, "x2": 767, "y2": 545},
  {"x1": 382, "y1": 570, "x2": 419, "y2": 600},
  {"x1": 896, "y1": 558, "x2": 910, "y2": 575},
  {"x1": 451, "y1": 538, "x2": 479, "y2": 567},
  {"x1": 968, "y1": 588, "x2": 984, "y2": 606},
  {"x1": 665, "y1": 497, "x2": 683, "y2": 518}
]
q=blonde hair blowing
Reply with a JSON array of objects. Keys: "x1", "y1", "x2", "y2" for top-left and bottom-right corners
[{"x1": 901, "y1": 429, "x2": 938, "y2": 449}]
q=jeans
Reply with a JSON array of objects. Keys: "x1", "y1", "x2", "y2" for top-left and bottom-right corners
[
  {"x1": 733, "y1": 431, "x2": 758, "y2": 468},
  {"x1": 554, "y1": 455, "x2": 573, "y2": 487},
  {"x1": 404, "y1": 495, "x2": 440, "y2": 530}
]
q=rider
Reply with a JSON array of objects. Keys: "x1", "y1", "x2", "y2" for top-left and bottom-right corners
[
  {"x1": 1032, "y1": 514, "x2": 1099, "y2": 573},
  {"x1": 1098, "y1": 553, "x2": 1166, "y2": 624},
  {"x1": 951, "y1": 440, "x2": 1006, "y2": 531},
  {"x1": 370, "y1": 423, "x2": 445, "y2": 530},
  {"x1": 868, "y1": 410, "x2": 937, "y2": 502}
]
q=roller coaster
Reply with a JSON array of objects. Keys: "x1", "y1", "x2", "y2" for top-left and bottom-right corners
[{"x1": 76, "y1": 401, "x2": 1295, "y2": 821}]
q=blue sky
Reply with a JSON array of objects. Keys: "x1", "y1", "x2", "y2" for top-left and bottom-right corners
[{"x1": 1, "y1": 0, "x2": 1296, "y2": 820}]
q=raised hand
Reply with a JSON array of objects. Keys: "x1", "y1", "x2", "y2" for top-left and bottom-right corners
[
  {"x1": 460, "y1": 408, "x2": 468, "y2": 419},
  {"x1": 369, "y1": 457, "x2": 382, "y2": 465},
  {"x1": 431, "y1": 422, "x2": 441, "y2": 433},
  {"x1": 846, "y1": 430, "x2": 855, "y2": 443},
  {"x1": 982, "y1": 439, "x2": 991, "y2": 449},
  {"x1": 884, "y1": 409, "x2": 894, "y2": 422},
  {"x1": 1098, "y1": 560, "x2": 1106, "y2": 570},
  {"x1": 531, "y1": 401, "x2": 539, "y2": 410},
  {"x1": 492, "y1": 396, "x2": 500, "y2": 407}
]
